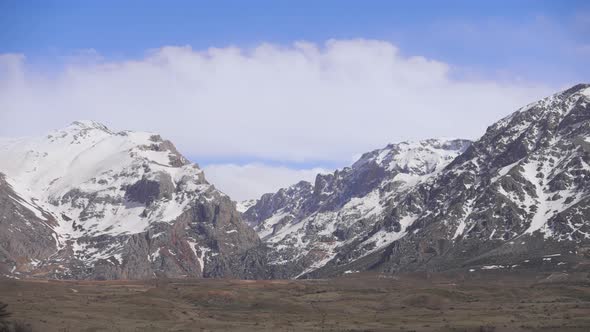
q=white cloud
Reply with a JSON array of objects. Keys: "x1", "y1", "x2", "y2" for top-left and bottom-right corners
[
  {"x1": 0, "y1": 40, "x2": 554, "y2": 166},
  {"x1": 0, "y1": 40, "x2": 565, "y2": 201},
  {"x1": 203, "y1": 163, "x2": 326, "y2": 201}
]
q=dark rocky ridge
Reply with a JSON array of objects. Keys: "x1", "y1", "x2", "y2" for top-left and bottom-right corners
[
  {"x1": 243, "y1": 139, "x2": 472, "y2": 278},
  {"x1": 305, "y1": 83, "x2": 590, "y2": 278},
  {"x1": 243, "y1": 84, "x2": 590, "y2": 279}
]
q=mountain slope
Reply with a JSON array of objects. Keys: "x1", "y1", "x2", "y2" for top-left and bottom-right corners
[
  {"x1": 0, "y1": 173, "x2": 58, "y2": 277},
  {"x1": 242, "y1": 139, "x2": 471, "y2": 277},
  {"x1": 0, "y1": 121, "x2": 266, "y2": 279},
  {"x1": 307, "y1": 83, "x2": 590, "y2": 277}
]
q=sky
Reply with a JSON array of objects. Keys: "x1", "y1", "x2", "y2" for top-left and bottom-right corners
[{"x1": 1, "y1": 0, "x2": 589, "y2": 200}]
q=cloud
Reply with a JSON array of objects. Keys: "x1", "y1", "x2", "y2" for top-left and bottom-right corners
[
  {"x1": 0, "y1": 39, "x2": 553, "y2": 166},
  {"x1": 203, "y1": 163, "x2": 326, "y2": 201}
]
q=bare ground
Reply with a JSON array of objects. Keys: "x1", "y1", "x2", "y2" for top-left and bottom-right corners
[{"x1": 1, "y1": 270, "x2": 590, "y2": 331}]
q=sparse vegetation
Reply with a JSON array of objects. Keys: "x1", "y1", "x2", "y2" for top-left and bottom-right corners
[{"x1": 0, "y1": 271, "x2": 589, "y2": 331}]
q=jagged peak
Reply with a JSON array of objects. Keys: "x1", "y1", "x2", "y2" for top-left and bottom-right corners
[
  {"x1": 561, "y1": 83, "x2": 590, "y2": 97},
  {"x1": 486, "y1": 83, "x2": 590, "y2": 137},
  {"x1": 68, "y1": 120, "x2": 112, "y2": 133},
  {"x1": 353, "y1": 138, "x2": 471, "y2": 173}
]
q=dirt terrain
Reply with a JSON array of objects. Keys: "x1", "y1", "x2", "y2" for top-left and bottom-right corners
[{"x1": 1, "y1": 270, "x2": 590, "y2": 331}]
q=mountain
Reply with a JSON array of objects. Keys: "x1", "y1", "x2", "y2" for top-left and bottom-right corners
[
  {"x1": 3, "y1": 84, "x2": 590, "y2": 281},
  {"x1": 0, "y1": 121, "x2": 267, "y2": 280},
  {"x1": 236, "y1": 199, "x2": 257, "y2": 215},
  {"x1": 0, "y1": 173, "x2": 58, "y2": 278},
  {"x1": 242, "y1": 139, "x2": 471, "y2": 277},
  {"x1": 244, "y1": 84, "x2": 590, "y2": 278}
]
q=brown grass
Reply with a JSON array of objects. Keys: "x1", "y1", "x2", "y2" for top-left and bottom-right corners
[{"x1": 1, "y1": 271, "x2": 589, "y2": 331}]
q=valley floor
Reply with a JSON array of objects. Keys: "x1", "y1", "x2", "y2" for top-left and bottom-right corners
[{"x1": 1, "y1": 271, "x2": 590, "y2": 331}]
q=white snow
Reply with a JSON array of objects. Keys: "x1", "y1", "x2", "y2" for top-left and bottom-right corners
[
  {"x1": 362, "y1": 215, "x2": 417, "y2": 254},
  {"x1": 522, "y1": 161, "x2": 550, "y2": 234},
  {"x1": 367, "y1": 139, "x2": 468, "y2": 174},
  {"x1": 258, "y1": 212, "x2": 295, "y2": 240},
  {"x1": 4, "y1": 176, "x2": 49, "y2": 221},
  {"x1": 452, "y1": 198, "x2": 475, "y2": 240},
  {"x1": 491, "y1": 160, "x2": 522, "y2": 183},
  {"x1": 197, "y1": 246, "x2": 211, "y2": 274},
  {"x1": 0, "y1": 121, "x2": 211, "y2": 264},
  {"x1": 236, "y1": 199, "x2": 256, "y2": 213},
  {"x1": 481, "y1": 265, "x2": 505, "y2": 270}
]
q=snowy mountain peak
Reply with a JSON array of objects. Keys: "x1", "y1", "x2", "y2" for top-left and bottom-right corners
[
  {"x1": 0, "y1": 122, "x2": 209, "y2": 238},
  {"x1": 354, "y1": 138, "x2": 471, "y2": 175},
  {"x1": 0, "y1": 121, "x2": 267, "y2": 280},
  {"x1": 242, "y1": 138, "x2": 470, "y2": 277},
  {"x1": 562, "y1": 83, "x2": 590, "y2": 98},
  {"x1": 236, "y1": 199, "x2": 257, "y2": 214},
  {"x1": 493, "y1": 83, "x2": 590, "y2": 132},
  {"x1": 68, "y1": 120, "x2": 112, "y2": 132}
]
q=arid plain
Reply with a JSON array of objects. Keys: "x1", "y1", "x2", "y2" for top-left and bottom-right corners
[{"x1": 2, "y1": 270, "x2": 590, "y2": 332}]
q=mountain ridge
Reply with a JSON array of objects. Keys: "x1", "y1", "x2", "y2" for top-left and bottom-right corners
[
  {"x1": 242, "y1": 138, "x2": 472, "y2": 277},
  {"x1": 1, "y1": 84, "x2": 590, "y2": 280},
  {"x1": 243, "y1": 83, "x2": 590, "y2": 278},
  {"x1": 303, "y1": 83, "x2": 590, "y2": 278}
]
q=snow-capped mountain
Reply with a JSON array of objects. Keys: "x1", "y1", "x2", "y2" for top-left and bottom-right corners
[
  {"x1": 3, "y1": 84, "x2": 590, "y2": 281},
  {"x1": 236, "y1": 199, "x2": 257, "y2": 215},
  {"x1": 0, "y1": 121, "x2": 266, "y2": 279},
  {"x1": 242, "y1": 139, "x2": 471, "y2": 278},
  {"x1": 244, "y1": 84, "x2": 590, "y2": 278}
]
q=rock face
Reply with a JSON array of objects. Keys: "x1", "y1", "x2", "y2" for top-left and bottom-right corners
[
  {"x1": 242, "y1": 139, "x2": 471, "y2": 278},
  {"x1": 244, "y1": 84, "x2": 590, "y2": 278},
  {"x1": 342, "y1": 83, "x2": 590, "y2": 276},
  {"x1": 0, "y1": 121, "x2": 267, "y2": 280},
  {"x1": 0, "y1": 173, "x2": 58, "y2": 277}
]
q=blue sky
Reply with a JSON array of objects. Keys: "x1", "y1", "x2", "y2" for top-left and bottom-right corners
[
  {"x1": 2, "y1": 0, "x2": 589, "y2": 83},
  {"x1": 1, "y1": 0, "x2": 589, "y2": 199}
]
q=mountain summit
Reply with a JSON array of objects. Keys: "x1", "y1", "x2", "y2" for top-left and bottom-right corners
[{"x1": 0, "y1": 122, "x2": 266, "y2": 279}]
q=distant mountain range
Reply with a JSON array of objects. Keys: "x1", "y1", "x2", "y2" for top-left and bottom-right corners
[{"x1": 1, "y1": 84, "x2": 590, "y2": 280}]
